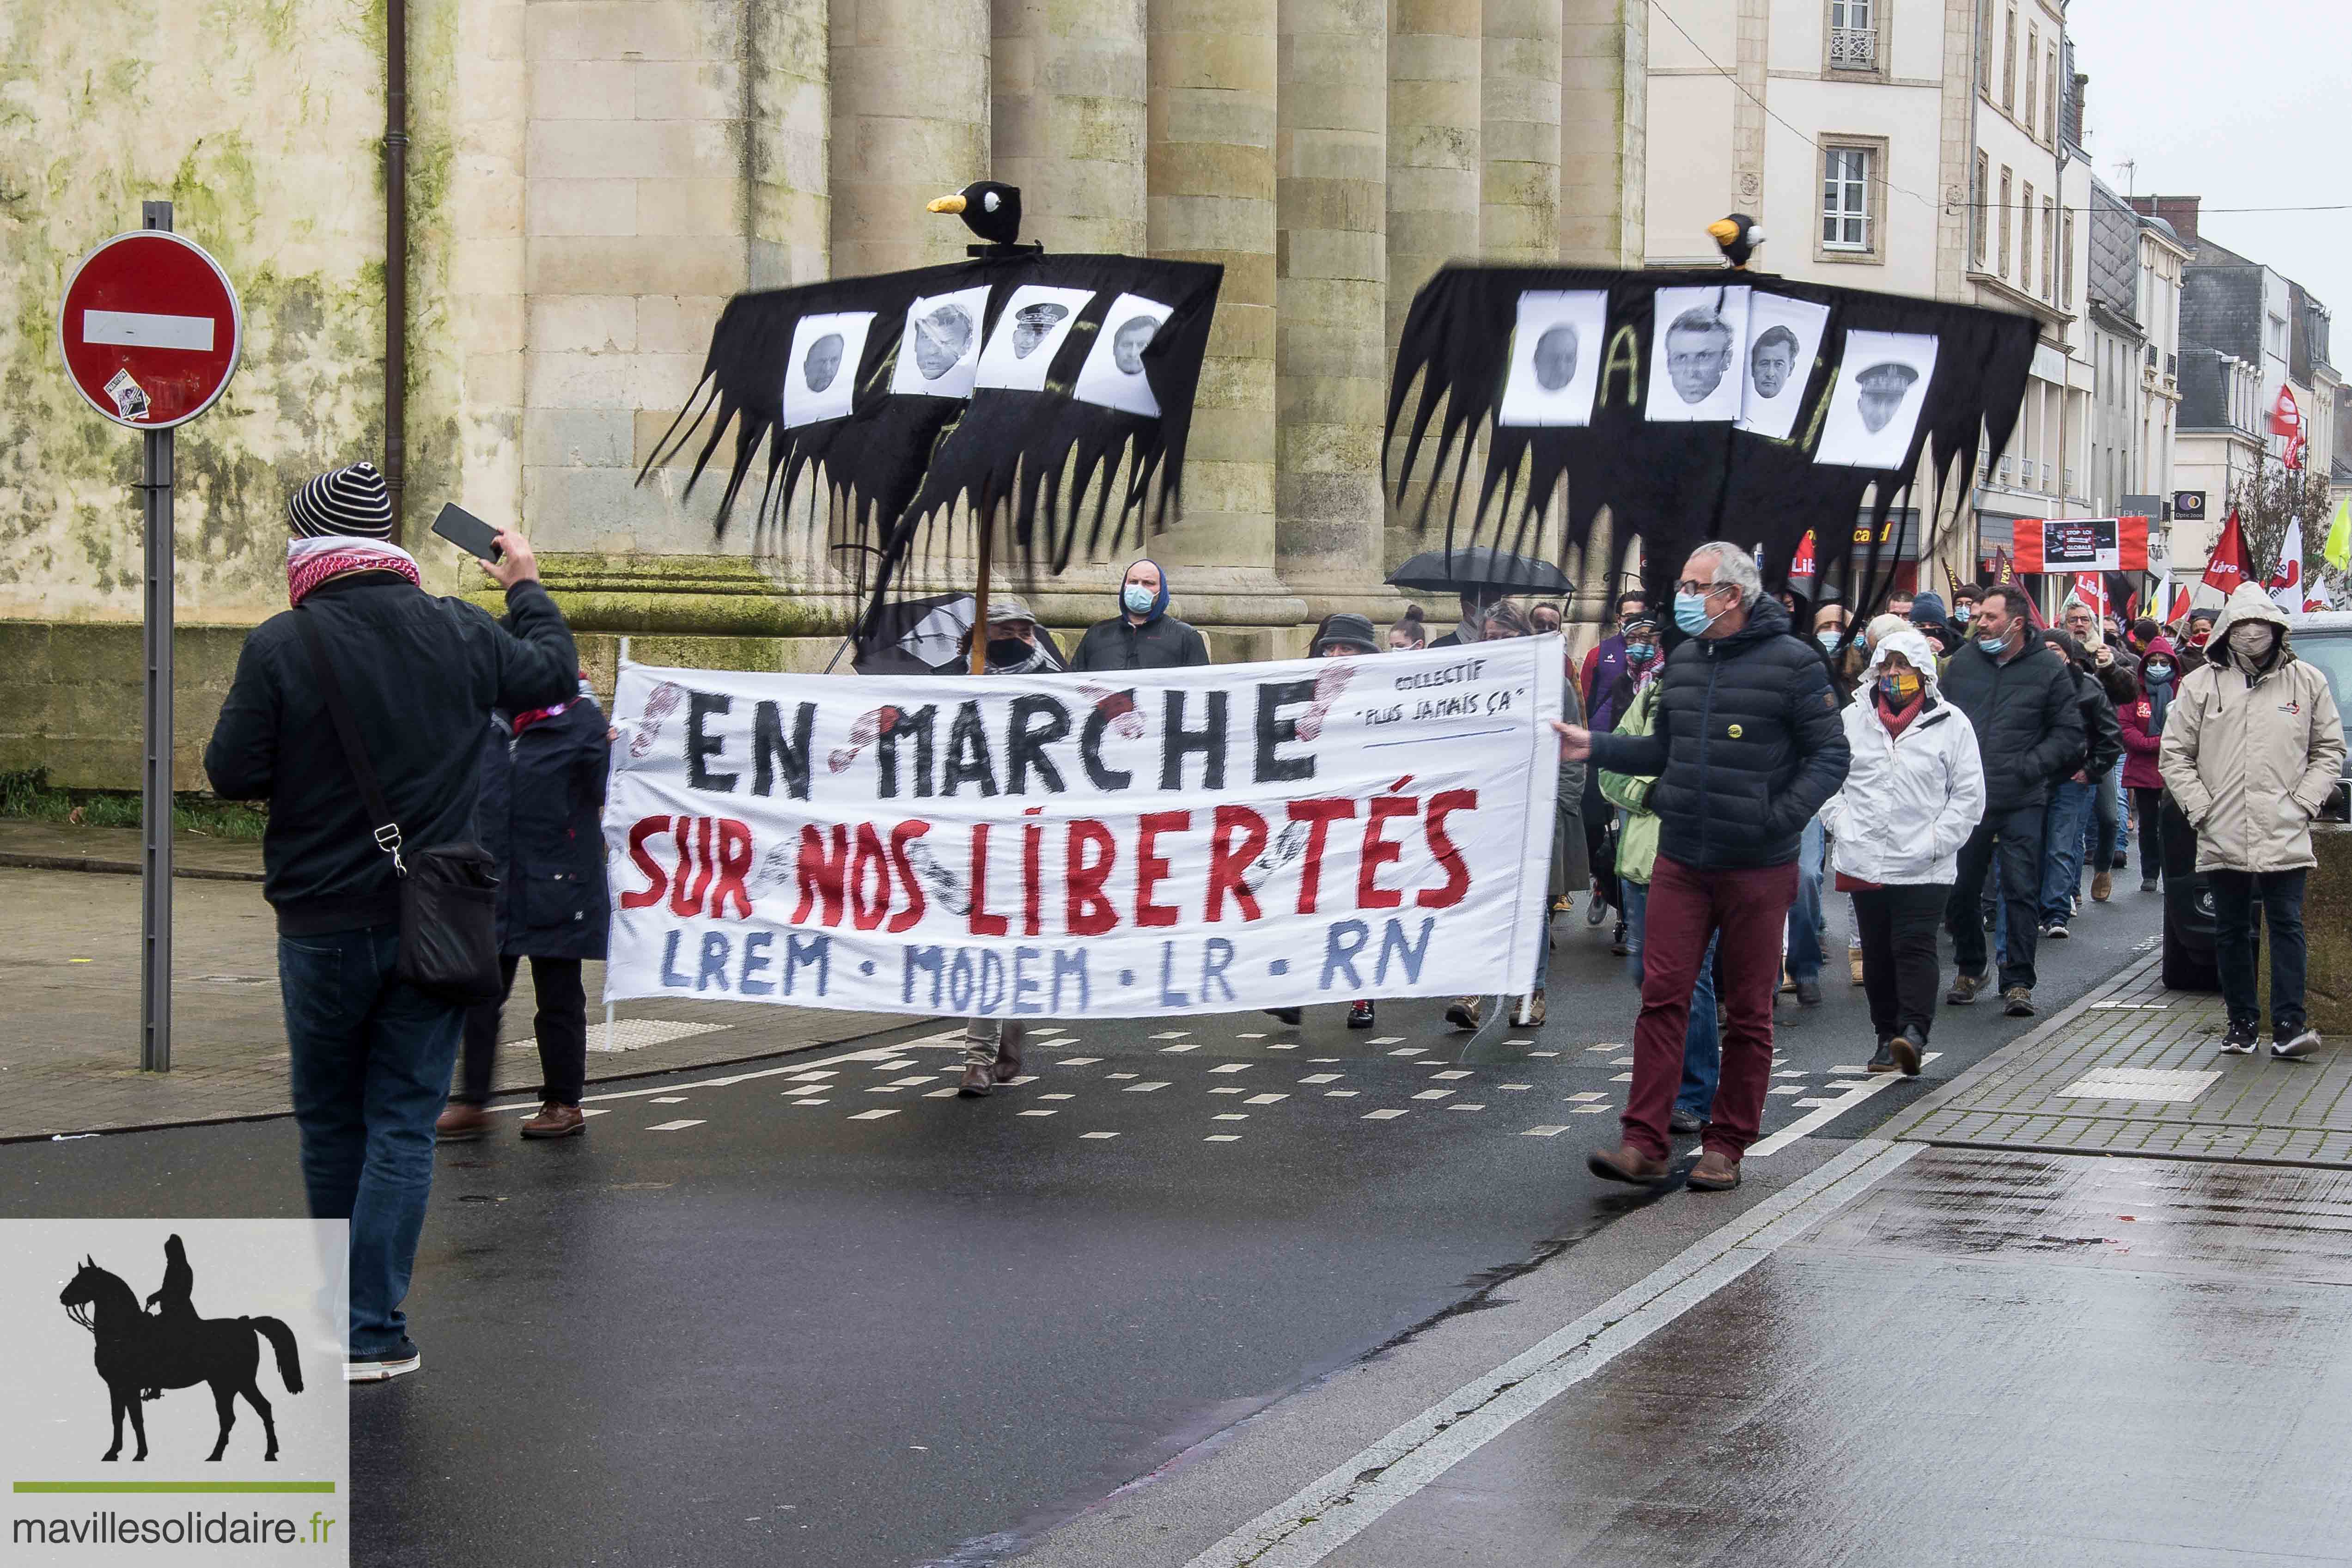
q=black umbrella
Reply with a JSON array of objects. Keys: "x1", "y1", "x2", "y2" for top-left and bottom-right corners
[{"x1": 1387, "y1": 546, "x2": 1573, "y2": 598}]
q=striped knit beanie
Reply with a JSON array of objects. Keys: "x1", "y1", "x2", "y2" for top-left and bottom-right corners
[{"x1": 286, "y1": 461, "x2": 395, "y2": 540}]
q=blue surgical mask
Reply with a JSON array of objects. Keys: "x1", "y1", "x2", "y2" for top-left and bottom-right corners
[
  {"x1": 1623, "y1": 641, "x2": 1657, "y2": 664},
  {"x1": 1674, "y1": 592, "x2": 1721, "y2": 637},
  {"x1": 1976, "y1": 634, "x2": 2007, "y2": 655},
  {"x1": 1953, "y1": 603, "x2": 1973, "y2": 623},
  {"x1": 1817, "y1": 630, "x2": 1844, "y2": 651},
  {"x1": 2145, "y1": 662, "x2": 2173, "y2": 682},
  {"x1": 1122, "y1": 582, "x2": 1156, "y2": 616}
]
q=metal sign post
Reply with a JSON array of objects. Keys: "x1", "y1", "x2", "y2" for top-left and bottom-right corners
[
  {"x1": 58, "y1": 202, "x2": 243, "y2": 1072},
  {"x1": 140, "y1": 201, "x2": 175, "y2": 1070}
]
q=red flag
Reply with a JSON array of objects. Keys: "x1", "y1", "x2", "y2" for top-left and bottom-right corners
[
  {"x1": 2203, "y1": 509, "x2": 2251, "y2": 596},
  {"x1": 1790, "y1": 530, "x2": 1817, "y2": 578},
  {"x1": 2271, "y1": 384, "x2": 2303, "y2": 438},
  {"x1": 1993, "y1": 547, "x2": 2016, "y2": 584},
  {"x1": 2069, "y1": 574, "x2": 2106, "y2": 619},
  {"x1": 2167, "y1": 585, "x2": 2192, "y2": 624}
]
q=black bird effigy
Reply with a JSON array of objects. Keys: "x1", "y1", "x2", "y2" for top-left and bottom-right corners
[
  {"x1": 1384, "y1": 247, "x2": 2040, "y2": 616},
  {"x1": 644, "y1": 183, "x2": 1221, "y2": 655}
]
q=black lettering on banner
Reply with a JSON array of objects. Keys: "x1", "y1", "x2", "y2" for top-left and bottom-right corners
[
  {"x1": 1253, "y1": 678, "x2": 1317, "y2": 784},
  {"x1": 1159, "y1": 689, "x2": 1228, "y2": 791},
  {"x1": 1080, "y1": 698, "x2": 1133, "y2": 790},
  {"x1": 942, "y1": 701, "x2": 1000, "y2": 796},
  {"x1": 752, "y1": 700, "x2": 816, "y2": 799},
  {"x1": 687, "y1": 692, "x2": 738, "y2": 793},
  {"x1": 1006, "y1": 694, "x2": 1072, "y2": 794},
  {"x1": 877, "y1": 705, "x2": 938, "y2": 799}
]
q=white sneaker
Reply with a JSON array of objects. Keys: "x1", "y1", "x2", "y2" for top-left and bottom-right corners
[
  {"x1": 2273, "y1": 1029, "x2": 2323, "y2": 1060},
  {"x1": 346, "y1": 1346, "x2": 421, "y2": 1383}
]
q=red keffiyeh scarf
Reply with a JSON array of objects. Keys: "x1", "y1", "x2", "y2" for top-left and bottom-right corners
[{"x1": 287, "y1": 535, "x2": 422, "y2": 607}]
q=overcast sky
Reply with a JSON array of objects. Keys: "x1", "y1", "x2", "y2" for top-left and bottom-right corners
[{"x1": 2068, "y1": 0, "x2": 2352, "y2": 329}]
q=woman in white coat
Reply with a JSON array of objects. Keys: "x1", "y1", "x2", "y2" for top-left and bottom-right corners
[{"x1": 1817, "y1": 626, "x2": 1987, "y2": 1075}]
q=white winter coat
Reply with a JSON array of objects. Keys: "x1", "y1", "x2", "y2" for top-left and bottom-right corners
[{"x1": 1816, "y1": 627, "x2": 1988, "y2": 887}]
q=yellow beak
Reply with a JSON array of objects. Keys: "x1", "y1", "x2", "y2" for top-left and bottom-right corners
[
  {"x1": 1707, "y1": 219, "x2": 1742, "y2": 244},
  {"x1": 927, "y1": 194, "x2": 968, "y2": 215}
]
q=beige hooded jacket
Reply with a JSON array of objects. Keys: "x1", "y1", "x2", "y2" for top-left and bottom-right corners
[{"x1": 2157, "y1": 584, "x2": 2346, "y2": 873}]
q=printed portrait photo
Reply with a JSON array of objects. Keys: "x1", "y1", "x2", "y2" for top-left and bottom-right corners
[
  {"x1": 1736, "y1": 293, "x2": 1831, "y2": 440},
  {"x1": 889, "y1": 286, "x2": 990, "y2": 400},
  {"x1": 1072, "y1": 292, "x2": 1176, "y2": 418},
  {"x1": 1497, "y1": 290, "x2": 1610, "y2": 427},
  {"x1": 1814, "y1": 329, "x2": 1940, "y2": 469},
  {"x1": 1644, "y1": 285, "x2": 1751, "y2": 423},
  {"x1": 975, "y1": 285, "x2": 1097, "y2": 392},
  {"x1": 781, "y1": 310, "x2": 876, "y2": 428}
]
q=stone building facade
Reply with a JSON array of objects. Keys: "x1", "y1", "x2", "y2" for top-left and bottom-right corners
[{"x1": 0, "y1": 0, "x2": 1647, "y2": 788}]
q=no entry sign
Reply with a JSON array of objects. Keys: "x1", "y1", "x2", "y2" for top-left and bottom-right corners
[{"x1": 57, "y1": 230, "x2": 242, "y2": 429}]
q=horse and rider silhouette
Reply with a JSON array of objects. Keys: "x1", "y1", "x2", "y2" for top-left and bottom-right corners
[{"x1": 59, "y1": 1236, "x2": 305, "y2": 1463}]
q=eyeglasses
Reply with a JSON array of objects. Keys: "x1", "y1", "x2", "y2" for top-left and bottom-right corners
[{"x1": 1675, "y1": 580, "x2": 1730, "y2": 598}]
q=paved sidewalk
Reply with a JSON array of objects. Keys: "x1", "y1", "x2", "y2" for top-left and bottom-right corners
[
  {"x1": 1886, "y1": 950, "x2": 2352, "y2": 1165},
  {"x1": 0, "y1": 864, "x2": 919, "y2": 1141},
  {"x1": 0, "y1": 819, "x2": 265, "y2": 880}
]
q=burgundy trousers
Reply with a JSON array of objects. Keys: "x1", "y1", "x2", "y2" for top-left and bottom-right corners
[{"x1": 1621, "y1": 853, "x2": 1798, "y2": 1160}]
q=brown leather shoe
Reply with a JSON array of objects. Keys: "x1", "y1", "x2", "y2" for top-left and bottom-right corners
[
  {"x1": 1586, "y1": 1144, "x2": 1670, "y2": 1185},
  {"x1": 1688, "y1": 1149, "x2": 1741, "y2": 1190},
  {"x1": 519, "y1": 1103, "x2": 585, "y2": 1139},
  {"x1": 957, "y1": 1062, "x2": 993, "y2": 1098},
  {"x1": 992, "y1": 1022, "x2": 1025, "y2": 1083},
  {"x1": 435, "y1": 1103, "x2": 494, "y2": 1142}
]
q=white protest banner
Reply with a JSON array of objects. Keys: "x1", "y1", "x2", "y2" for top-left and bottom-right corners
[{"x1": 601, "y1": 639, "x2": 1563, "y2": 1018}]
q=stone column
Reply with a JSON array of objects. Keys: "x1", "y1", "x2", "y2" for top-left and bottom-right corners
[
  {"x1": 829, "y1": 0, "x2": 993, "y2": 279},
  {"x1": 1730, "y1": 0, "x2": 1767, "y2": 215},
  {"x1": 993, "y1": 0, "x2": 1149, "y2": 255},
  {"x1": 1480, "y1": 0, "x2": 1560, "y2": 263},
  {"x1": 1274, "y1": 0, "x2": 1387, "y2": 616},
  {"x1": 1560, "y1": 0, "x2": 1645, "y2": 266},
  {"x1": 1145, "y1": 0, "x2": 1290, "y2": 643},
  {"x1": 751, "y1": 0, "x2": 832, "y2": 289}
]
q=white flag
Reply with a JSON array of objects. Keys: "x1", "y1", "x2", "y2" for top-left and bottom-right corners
[{"x1": 2268, "y1": 518, "x2": 2306, "y2": 614}]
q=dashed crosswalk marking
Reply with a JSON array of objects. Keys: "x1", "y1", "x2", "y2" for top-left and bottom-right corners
[
  {"x1": 1210, "y1": 1086, "x2": 1249, "y2": 1095},
  {"x1": 1310, "y1": 1057, "x2": 1343, "y2": 1063},
  {"x1": 1004, "y1": 1075, "x2": 1039, "y2": 1086},
  {"x1": 1040, "y1": 1092, "x2": 1074, "y2": 1101},
  {"x1": 1827, "y1": 1079, "x2": 1869, "y2": 1090},
  {"x1": 1585, "y1": 1044, "x2": 1617, "y2": 1053},
  {"x1": 1108, "y1": 1072, "x2": 1139, "y2": 1080},
  {"x1": 1596, "y1": 1042, "x2": 1624, "y2": 1049},
  {"x1": 1299, "y1": 1074, "x2": 1343, "y2": 1084},
  {"x1": 652, "y1": 1096, "x2": 689, "y2": 1104},
  {"x1": 1567, "y1": 1091, "x2": 1607, "y2": 1102},
  {"x1": 848, "y1": 1109, "x2": 899, "y2": 1121},
  {"x1": 1081, "y1": 1131, "x2": 1119, "y2": 1140},
  {"x1": 1151, "y1": 1031, "x2": 1191, "y2": 1040},
  {"x1": 887, "y1": 1075, "x2": 938, "y2": 1086},
  {"x1": 1499, "y1": 1084, "x2": 1532, "y2": 1091},
  {"x1": 1018, "y1": 1109, "x2": 1057, "y2": 1117},
  {"x1": 1160, "y1": 1043, "x2": 1200, "y2": 1053},
  {"x1": 1059, "y1": 1056, "x2": 1102, "y2": 1067},
  {"x1": 1412, "y1": 1089, "x2": 1455, "y2": 1101},
  {"x1": 872, "y1": 1060, "x2": 917, "y2": 1071},
  {"x1": 791, "y1": 1070, "x2": 838, "y2": 1081},
  {"x1": 1324, "y1": 1090, "x2": 1360, "y2": 1098},
  {"x1": 1368, "y1": 1037, "x2": 1406, "y2": 1045},
  {"x1": 1572, "y1": 1104, "x2": 1611, "y2": 1114},
  {"x1": 1448, "y1": 1104, "x2": 1485, "y2": 1112},
  {"x1": 1527, "y1": 1050, "x2": 1560, "y2": 1057},
  {"x1": 1125, "y1": 1081, "x2": 1171, "y2": 1093},
  {"x1": 1210, "y1": 1063, "x2": 1253, "y2": 1074},
  {"x1": 1268, "y1": 1043, "x2": 1300, "y2": 1050},
  {"x1": 790, "y1": 1098, "x2": 830, "y2": 1106},
  {"x1": 646, "y1": 1119, "x2": 706, "y2": 1132},
  {"x1": 1773, "y1": 1070, "x2": 1808, "y2": 1078},
  {"x1": 1610, "y1": 1057, "x2": 1633, "y2": 1066},
  {"x1": 1767, "y1": 1085, "x2": 1808, "y2": 1096},
  {"x1": 1243, "y1": 1092, "x2": 1289, "y2": 1105},
  {"x1": 1609, "y1": 1072, "x2": 1632, "y2": 1082},
  {"x1": 1363, "y1": 1108, "x2": 1408, "y2": 1121},
  {"x1": 923, "y1": 1088, "x2": 960, "y2": 1098},
  {"x1": 1829, "y1": 1065, "x2": 1871, "y2": 1075},
  {"x1": 1431, "y1": 1070, "x2": 1473, "y2": 1080},
  {"x1": 1214, "y1": 1113, "x2": 1249, "y2": 1121},
  {"x1": 1388, "y1": 1048, "x2": 1427, "y2": 1057},
  {"x1": 1522, "y1": 1125, "x2": 1569, "y2": 1137},
  {"x1": 1205, "y1": 1135, "x2": 1242, "y2": 1142},
  {"x1": 1235, "y1": 1032, "x2": 1267, "y2": 1040},
  {"x1": 1505, "y1": 1038, "x2": 1536, "y2": 1047}
]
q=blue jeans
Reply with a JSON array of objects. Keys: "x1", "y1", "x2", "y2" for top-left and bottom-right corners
[
  {"x1": 2081, "y1": 761, "x2": 2127, "y2": 872},
  {"x1": 2039, "y1": 780, "x2": 2096, "y2": 924},
  {"x1": 1622, "y1": 879, "x2": 1721, "y2": 1119},
  {"x1": 280, "y1": 926, "x2": 465, "y2": 1359},
  {"x1": 1785, "y1": 816, "x2": 1826, "y2": 982}
]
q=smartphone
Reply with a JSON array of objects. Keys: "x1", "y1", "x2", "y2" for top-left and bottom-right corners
[{"x1": 432, "y1": 502, "x2": 505, "y2": 562}]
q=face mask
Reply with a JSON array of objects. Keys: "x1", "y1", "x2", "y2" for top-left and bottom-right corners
[
  {"x1": 1674, "y1": 591, "x2": 1723, "y2": 637},
  {"x1": 986, "y1": 636, "x2": 1033, "y2": 666},
  {"x1": 1877, "y1": 669, "x2": 1921, "y2": 706},
  {"x1": 1623, "y1": 641, "x2": 1657, "y2": 664},
  {"x1": 1976, "y1": 632, "x2": 2009, "y2": 656},
  {"x1": 1122, "y1": 582, "x2": 1156, "y2": 616},
  {"x1": 1817, "y1": 630, "x2": 1844, "y2": 651},
  {"x1": 2228, "y1": 623, "x2": 2277, "y2": 659},
  {"x1": 2187, "y1": 626, "x2": 2211, "y2": 647},
  {"x1": 2144, "y1": 662, "x2": 2172, "y2": 682},
  {"x1": 1952, "y1": 604, "x2": 1973, "y2": 623}
]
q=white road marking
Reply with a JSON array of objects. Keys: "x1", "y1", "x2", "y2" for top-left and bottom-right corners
[
  {"x1": 1567, "y1": 1091, "x2": 1606, "y2": 1102},
  {"x1": 1183, "y1": 1141, "x2": 1920, "y2": 1568},
  {"x1": 1059, "y1": 1056, "x2": 1102, "y2": 1066},
  {"x1": 1498, "y1": 1084, "x2": 1532, "y2": 1092},
  {"x1": 651, "y1": 1096, "x2": 688, "y2": 1104},
  {"x1": 1211, "y1": 1063, "x2": 1253, "y2": 1074},
  {"x1": 1772, "y1": 1070, "x2": 1807, "y2": 1078},
  {"x1": 1018, "y1": 1109, "x2": 1057, "y2": 1117},
  {"x1": 1431, "y1": 1070, "x2": 1473, "y2": 1080},
  {"x1": 1214, "y1": 1113, "x2": 1249, "y2": 1121},
  {"x1": 1828, "y1": 1065, "x2": 1871, "y2": 1075},
  {"x1": 1205, "y1": 1135, "x2": 1242, "y2": 1142},
  {"x1": 1040, "y1": 1092, "x2": 1074, "y2": 1101},
  {"x1": 1161, "y1": 1043, "x2": 1200, "y2": 1054},
  {"x1": 923, "y1": 1088, "x2": 960, "y2": 1098},
  {"x1": 1767, "y1": 1086, "x2": 1808, "y2": 1096},
  {"x1": 1152, "y1": 1031, "x2": 1192, "y2": 1040},
  {"x1": 1521, "y1": 1125, "x2": 1568, "y2": 1137},
  {"x1": 83, "y1": 309, "x2": 216, "y2": 350},
  {"x1": 1108, "y1": 1072, "x2": 1139, "y2": 1080},
  {"x1": 791, "y1": 1099, "x2": 829, "y2": 1106},
  {"x1": 1299, "y1": 1074, "x2": 1343, "y2": 1084},
  {"x1": 1081, "y1": 1131, "x2": 1119, "y2": 1140},
  {"x1": 866, "y1": 1086, "x2": 906, "y2": 1094},
  {"x1": 1211, "y1": 1086, "x2": 1249, "y2": 1095},
  {"x1": 1004, "y1": 1075, "x2": 1039, "y2": 1086},
  {"x1": 1571, "y1": 1104, "x2": 1611, "y2": 1114},
  {"x1": 1412, "y1": 1089, "x2": 1455, "y2": 1101},
  {"x1": 1827, "y1": 1080, "x2": 1869, "y2": 1090},
  {"x1": 792, "y1": 1070, "x2": 838, "y2": 1081},
  {"x1": 1367, "y1": 1037, "x2": 1406, "y2": 1045},
  {"x1": 1527, "y1": 1050, "x2": 1558, "y2": 1057},
  {"x1": 646, "y1": 1119, "x2": 705, "y2": 1132},
  {"x1": 1243, "y1": 1093, "x2": 1289, "y2": 1105},
  {"x1": 1387, "y1": 1048, "x2": 1426, "y2": 1057},
  {"x1": 1362, "y1": 1109, "x2": 1408, "y2": 1121},
  {"x1": 1323, "y1": 1090, "x2": 1359, "y2": 1098},
  {"x1": 1235, "y1": 1032, "x2": 1268, "y2": 1040},
  {"x1": 1125, "y1": 1081, "x2": 1170, "y2": 1092},
  {"x1": 1584, "y1": 1045, "x2": 1617, "y2": 1053},
  {"x1": 887, "y1": 1075, "x2": 938, "y2": 1086},
  {"x1": 847, "y1": 1109, "x2": 899, "y2": 1121},
  {"x1": 1447, "y1": 1104, "x2": 1485, "y2": 1112},
  {"x1": 1746, "y1": 1054, "x2": 1939, "y2": 1157},
  {"x1": 1268, "y1": 1043, "x2": 1299, "y2": 1051},
  {"x1": 1609, "y1": 1073, "x2": 1632, "y2": 1082}
]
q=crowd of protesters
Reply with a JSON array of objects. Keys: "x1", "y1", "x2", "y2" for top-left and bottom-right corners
[{"x1": 204, "y1": 458, "x2": 2342, "y2": 1374}]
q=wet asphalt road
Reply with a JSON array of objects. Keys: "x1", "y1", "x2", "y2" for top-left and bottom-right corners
[{"x1": 0, "y1": 885, "x2": 2160, "y2": 1566}]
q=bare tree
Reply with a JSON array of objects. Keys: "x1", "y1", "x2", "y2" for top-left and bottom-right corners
[{"x1": 2228, "y1": 461, "x2": 2335, "y2": 594}]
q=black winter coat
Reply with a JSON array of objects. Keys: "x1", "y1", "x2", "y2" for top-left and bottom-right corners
[
  {"x1": 476, "y1": 701, "x2": 612, "y2": 960},
  {"x1": 204, "y1": 575, "x2": 579, "y2": 934},
  {"x1": 1586, "y1": 596, "x2": 1850, "y2": 870},
  {"x1": 1069, "y1": 613, "x2": 1211, "y2": 671},
  {"x1": 2069, "y1": 666, "x2": 2124, "y2": 783},
  {"x1": 1937, "y1": 640, "x2": 2087, "y2": 813}
]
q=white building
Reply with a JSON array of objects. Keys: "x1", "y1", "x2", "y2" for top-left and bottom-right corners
[
  {"x1": 2084, "y1": 177, "x2": 2190, "y2": 604},
  {"x1": 1642, "y1": 0, "x2": 2096, "y2": 602}
]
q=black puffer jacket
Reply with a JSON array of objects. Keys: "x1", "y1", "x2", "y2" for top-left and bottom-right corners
[
  {"x1": 1937, "y1": 635, "x2": 2087, "y2": 812},
  {"x1": 2045, "y1": 630, "x2": 2124, "y2": 782},
  {"x1": 1586, "y1": 596, "x2": 1850, "y2": 870},
  {"x1": 476, "y1": 700, "x2": 611, "y2": 960}
]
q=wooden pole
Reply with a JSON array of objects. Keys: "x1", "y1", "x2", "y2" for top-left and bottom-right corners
[{"x1": 969, "y1": 497, "x2": 995, "y2": 674}]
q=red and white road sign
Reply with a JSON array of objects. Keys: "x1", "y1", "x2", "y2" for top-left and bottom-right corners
[{"x1": 57, "y1": 231, "x2": 242, "y2": 429}]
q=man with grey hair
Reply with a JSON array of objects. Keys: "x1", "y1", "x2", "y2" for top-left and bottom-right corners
[
  {"x1": 1664, "y1": 310, "x2": 1736, "y2": 404},
  {"x1": 1555, "y1": 541, "x2": 1848, "y2": 1192}
]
